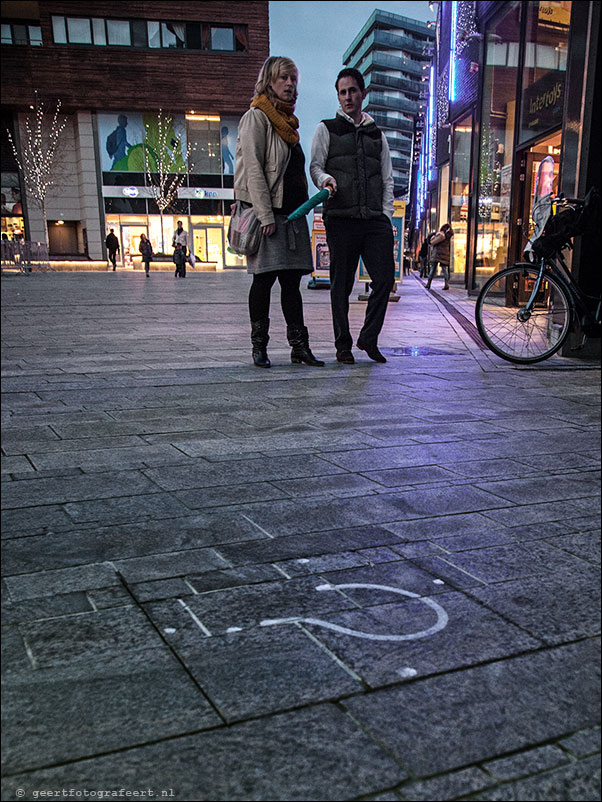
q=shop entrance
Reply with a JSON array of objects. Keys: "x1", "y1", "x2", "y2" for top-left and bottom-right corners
[
  {"x1": 121, "y1": 225, "x2": 148, "y2": 268},
  {"x1": 512, "y1": 132, "x2": 561, "y2": 264},
  {"x1": 192, "y1": 227, "x2": 223, "y2": 269}
]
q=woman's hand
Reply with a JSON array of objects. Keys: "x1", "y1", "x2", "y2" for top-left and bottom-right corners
[{"x1": 262, "y1": 224, "x2": 276, "y2": 237}]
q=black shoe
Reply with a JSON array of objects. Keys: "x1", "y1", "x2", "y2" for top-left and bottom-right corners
[
  {"x1": 336, "y1": 350, "x2": 355, "y2": 364},
  {"x1": 357, "y1": 339, "x2": 387, "y2": 363},
  {"x1": 287, "y1": 325, "x2": 325, "y2": 366},
  {"x1": 251, "y1": 318, "x2": 271, "y2": 368}
]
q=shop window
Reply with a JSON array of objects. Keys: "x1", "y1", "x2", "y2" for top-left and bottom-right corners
[
  {"x1": 519, "y1": 1, "x2": 571, "y2": 143},
  {"x1": 451, "y1": 115, "x2": 472, "y2": 277},
  {"x1": 475, "y1": 2, "x2": 521, "y2": 290}
]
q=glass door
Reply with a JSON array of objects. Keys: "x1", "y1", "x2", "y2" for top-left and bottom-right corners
[
  {"x1": 192, "y1": 229, "x2": 208, "y2": 262},
  {"x1": 192, "y1": 227, "x2": 223, "y2": 269},
  {"x1": 121, "y1": 225, "x2": 148, "y2": 267}
]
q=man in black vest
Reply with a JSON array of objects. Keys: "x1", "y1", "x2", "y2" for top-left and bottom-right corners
[{"x1": 310, "y1": 68, "x2": 395, "y2": 363}]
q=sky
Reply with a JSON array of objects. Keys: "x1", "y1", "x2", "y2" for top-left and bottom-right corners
[{"x1": 268, "y1": 0, "x2": 434, "y2": 182}]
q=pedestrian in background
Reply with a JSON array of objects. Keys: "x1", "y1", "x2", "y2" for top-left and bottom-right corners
[
  {"x1": 426, "y1": 223, "x2": 454, "y2": 290},
  {"x1": 173, "y1": 243, "x2": 187, "y2": 278},
  {"x1": 139, "y1": 233, "x2": 153, "y2": 278},
  {"x1": 105, "y1": 228, "x2": 120, "y2": 271},
  {"x1": 172, "y1": 220, "x2": 189, "y2": 256},
  {"x1": 310, "y1": 67, "x2": 394, "y2": 364},
  {"x1": 234, "y1": 55, "x2": 323, "y2": 369},
  {"x1": 418, "y1": 233, "x2": 434, "y2": 278}
]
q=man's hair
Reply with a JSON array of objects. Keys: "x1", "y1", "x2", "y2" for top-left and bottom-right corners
[{"x1": 335, "y1": 68, "x2": 365, "y2": 92}]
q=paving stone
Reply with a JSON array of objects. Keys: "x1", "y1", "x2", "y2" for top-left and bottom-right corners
[
  {"x1": 276, "y1": 551, "x2": 371, "y2": 577},
  {"x1": 171, "y1": 624, "x2": 362, "y2": 721},
  {"x1": 1, "y1": 591, "x2": 92, "y2": 624},
  {"x1": 146, "y1": 574, "x2": 361, "y2": 636},
  {"x1": 559, "y1": 726, "x2": 601, "y2": 757},
  {"x1": 545, "y1": 531, "x2": 601, "y2": 564},
  {"x1": 475, "y1": 472, "x2": 600, "y2": 505},
  {"x1": 482, "y1": 500, "x2": 590, "y2": 527},
  {"x1": 1, "y1": 469, "x2": 159, "y2": 509},
  {"x1": 1, "y1": 513, "x2": 268, "y2": 575},
  {"x1": 113, "y1": 547, "x2": 229, "y2": 583},
  {"x1": 216, "y1": 525, "x2": 403, "y2": 566},
  {"x1": 438, "y1": 458, "x2": 540, "y2": 479},
  {"x1": 1, "y1": 649, "x2": 221, "y2": 775},
  {"x1": 0, "y1": 704, "x2": 406, "y2": 800},
  {"x1": 4, "y1": 563, "x2": 119, "y2": 601},
  {"x1": 475, "y1": 755, "x2": 601, "y2": 801},
  {"x1": 482, "y1": 744, "x2": 570, "y2": 779},
  {"x1": 398, "y1": 766, "x2": 493, "y2": 800},
  {"x1": 362, "y1": 465, "x2": 459, "y2": 487},
  {"x1": 344, "y1": 640, "x2": 600, "y2": 776},
  {"x1": 64, "y1": 491, "x2": 192, "y2": 524},
  {"x1": 1, "y1": 505, "x2": 77, "y2": 539},
  {"x1": 432, "y1": 542, "x2": 585, "y2": 584},
  {"x1": 1, "y1": 456, "x2": 35, "y2": 474},
  {"x1": 384, "y1": 513, "x2": 509, "y2": 542},
  {"x1": 467, "y1": 566, "x2": 601, "y2": 644},
  {"x1": 29, "y1": 443, "x2": 190, "y2": 472},
  {"x1": 174, "y1": 481, "x2": 288, "y2": 509},
  {"x1": 301, "y1": 590, "x2": 540, "y2": 687},
  {"x1": 186, "y1": 564, "x2": 285, "y2": 594},
  {"x1": 129, "y1": 577, "x2": 194, "y2": 602},
  {"x1": 144, "y1": 454, "x2": 348, "y2": 491}
]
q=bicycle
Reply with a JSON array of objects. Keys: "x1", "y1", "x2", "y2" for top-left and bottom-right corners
[{"x1": 475, "y1": 188, "x2": 601, "y2": 364}]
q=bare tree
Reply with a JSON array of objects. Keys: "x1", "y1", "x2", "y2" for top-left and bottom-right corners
[
  {"x1": 7, "y1": 91, "x2": 67, "y2": 247},
  {"x1": 143, "y1": 110, "x2": 192, "y2": 253}
]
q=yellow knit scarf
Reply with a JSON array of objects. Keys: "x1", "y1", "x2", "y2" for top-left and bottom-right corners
[{"x1": 250, "y1": 94, "x2": 300, "y2": 145}]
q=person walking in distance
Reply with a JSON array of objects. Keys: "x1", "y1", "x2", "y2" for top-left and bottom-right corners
[
  {"x1": 234, "y1": 56, "x2": 323, "y2": 368},
  {"x1": 426, "y1": 223, "x2": 454, "y2": 290},
  {"x1": 310, "y1": 67, "x2": 395, "y2": 364},
  {"x1": 173, "y1": 243, "x2": 187, "y2": 278},
  {"x1": 105, "y1": 228, "x2": 120, "y2": 271},
  {"x1": 139, "y1": 233, "x2": 153, "y2": 278},
  {"x1": 172, "y1": 220, "x2": 189, "y2": 256}
]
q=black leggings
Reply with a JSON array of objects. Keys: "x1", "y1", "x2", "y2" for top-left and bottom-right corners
[{"x1": 249, "y1": 270, "x2": 304, "y2": 326}]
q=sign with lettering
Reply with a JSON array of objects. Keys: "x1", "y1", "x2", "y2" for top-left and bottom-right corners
[{"x1": 522, "y1": 69, "x2": 565, "y2": 136}]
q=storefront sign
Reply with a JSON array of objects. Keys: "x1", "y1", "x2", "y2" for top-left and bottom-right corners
[
  {"x1": 538, "y1": 1, "x2": 571, "y2": 27},
  {"x1": 522, "y1": 70, "x2": 565, "y2": 134},
  {"x1": 122, "y1": 186, "x2": 139, "y2": 198}
]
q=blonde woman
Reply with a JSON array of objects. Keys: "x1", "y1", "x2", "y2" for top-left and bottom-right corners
[{"x1": 234, "y1": 56, "x2": 323, "y2": 368}]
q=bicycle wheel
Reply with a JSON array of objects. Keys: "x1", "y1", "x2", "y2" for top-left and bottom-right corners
[{"x1": 475, "y1": 265, "x2": 572, "y2": 363}]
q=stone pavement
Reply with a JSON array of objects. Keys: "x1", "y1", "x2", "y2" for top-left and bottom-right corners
[{"x1": 1, "y1": 269, "x2": 600, "y2": 802}]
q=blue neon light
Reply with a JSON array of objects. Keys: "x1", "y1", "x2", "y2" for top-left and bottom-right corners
[
  {"x1": 428, "y1": 65, "x2": 435, "y2": 180},
  {"x1": 449, "y1": 1, "x2": 457, "y2": 102}
]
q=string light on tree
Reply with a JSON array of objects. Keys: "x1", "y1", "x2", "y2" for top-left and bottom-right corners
[{"x1": 6, "y1": 90, "x2": 67, "y2": 247}]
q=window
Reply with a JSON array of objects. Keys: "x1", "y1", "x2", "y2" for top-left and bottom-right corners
[
  {"x1": 92, "y1": 19, "x2": 106, "y2": 46},
  {"x1": 211, "y1": 27, "x2": 234, "y2": 51},
  {"x1": 48, "y1": 16, "x2": 247, "y2": 52},
  {"x1": 2, "y1": 22, "x2": 43, "y2": 45},
  {"x1": 107, "y1": 20, "x2": 131, "y2": 46},
  {"x1": 67, "y1": 18, "x2": 92, "y2": 44},
  {"x1": 52, "y1": 16, "x2": 67, "y2": 43}
]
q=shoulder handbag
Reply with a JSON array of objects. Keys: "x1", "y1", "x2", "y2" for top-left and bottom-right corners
[{"x1": 227, "y1": 201, "x2": 262, "y2": 257}]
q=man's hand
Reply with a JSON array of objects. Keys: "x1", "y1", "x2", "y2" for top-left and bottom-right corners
[
  {"x1": 262, "y1": 224, "x2": 276, "y2": 236},
  {"x1": 322, "y1": 178, "x2": 337, "y2": 195}
]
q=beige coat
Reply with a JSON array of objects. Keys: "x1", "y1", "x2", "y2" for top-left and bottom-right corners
[{"x1": 234, "y1": 108, "x2": 291, "y2": 227}]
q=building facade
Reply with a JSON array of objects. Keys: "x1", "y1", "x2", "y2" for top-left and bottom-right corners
[
  {"x1": 415, "y1": 0, "x2": 600, "y2": 306},
  {"x1": 342, "y1": 10, "x2": 435, "y2": 199},
  {"x1": 1, "y1": 0, "x2": 269, "y2": 268}
]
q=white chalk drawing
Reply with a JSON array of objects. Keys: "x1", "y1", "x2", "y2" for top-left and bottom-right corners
[{"x1": 260, "y1": 582, "x2": 449, "y2": 642}]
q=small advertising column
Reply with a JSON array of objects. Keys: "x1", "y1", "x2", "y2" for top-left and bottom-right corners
[
  {"x1": 308, "y1": 210, "x2": 331, "y2": 288},
  {"x1": 358, "y1": 200, "x2": 405, "y2": 302}
]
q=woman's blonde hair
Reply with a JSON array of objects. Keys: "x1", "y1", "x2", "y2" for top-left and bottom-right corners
[{"x1": 255, "y1": 56, "x2": 298, "y2": 101}]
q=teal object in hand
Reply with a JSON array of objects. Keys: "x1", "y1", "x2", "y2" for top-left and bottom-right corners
[{"x1": 287, "y1": 188, "x2": 331, "y2": 221}]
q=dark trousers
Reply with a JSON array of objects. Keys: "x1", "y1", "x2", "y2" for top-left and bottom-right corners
[
  {"x1": 325, "y1": 215, "x2": 395, "y2": 351},
  {"x1": 249, "y1": 270, "x2": 304, "y2": 325},
  {"x1": 108, "y1": 250, "x2": 118, "y2": 269}
]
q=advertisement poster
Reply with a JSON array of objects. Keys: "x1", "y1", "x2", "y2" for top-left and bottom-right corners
[
  {"x1": 220, "y1": 117, "x2": 240, "y2": 175},
  {"x1": 98, "y1": 112, "x2": 187, "y2": 173},
  {"x1": 311, "y1": 212, "x2": 330, "y2": 279}
]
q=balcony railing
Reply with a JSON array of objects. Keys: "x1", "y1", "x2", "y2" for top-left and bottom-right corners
[{"x1": 366, "y1": 91, "x2": 419, "y2": 114}]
